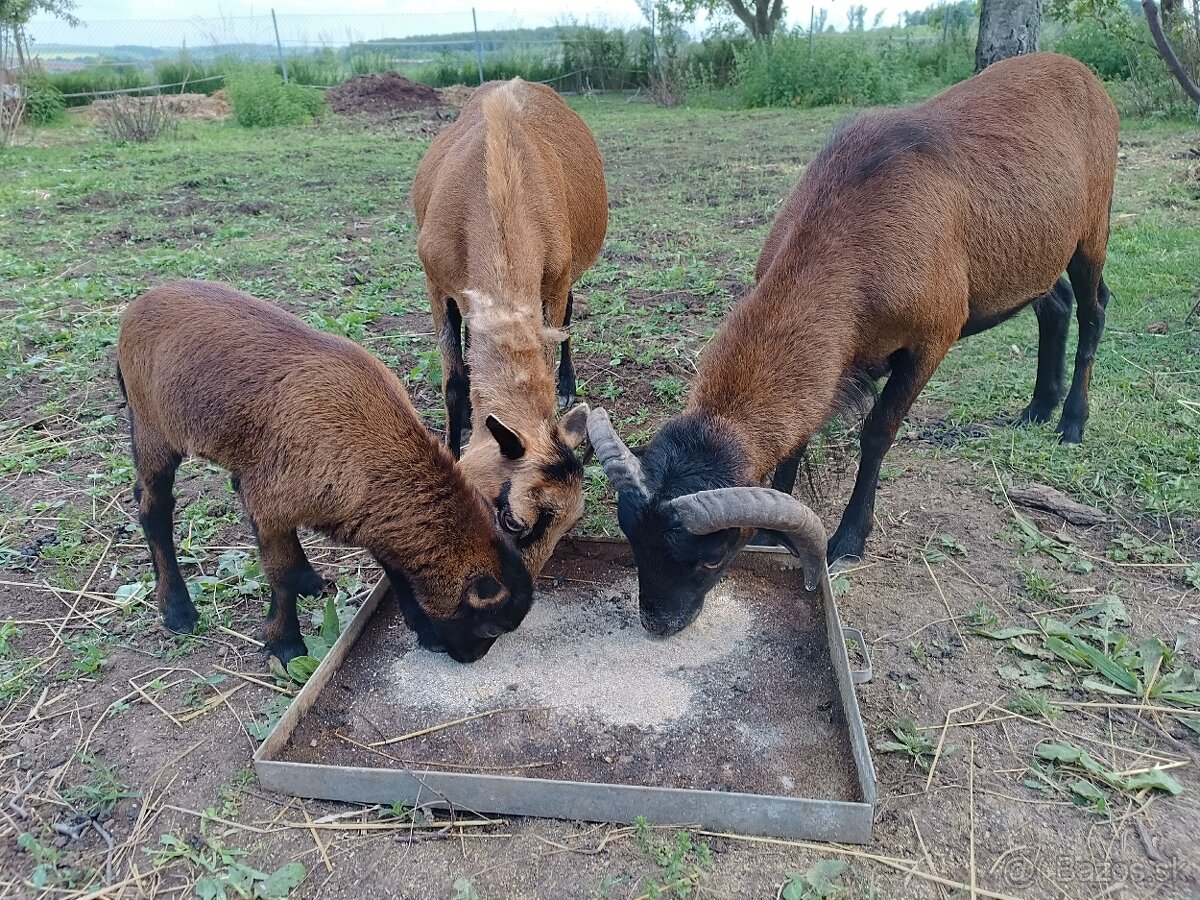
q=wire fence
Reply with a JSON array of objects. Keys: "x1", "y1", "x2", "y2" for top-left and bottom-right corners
[
  {"x1": 20, "y1": 9, "x2": 669, "y2": 100},
  {"x1": 25, "y1": 10, "x2": 612, "y2": 68}
]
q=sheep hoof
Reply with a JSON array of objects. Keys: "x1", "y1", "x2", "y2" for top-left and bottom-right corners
[
  {"x1": 1055, "y1": 420, "x2": 1084, "y2": 444},
  {"x1": 826, "y1": 533, "x2": 865, "y2": 568},
  {"x1": 267, "y1": 638, "x2": 308, "y2": 668},
  {"x1": 1017, "y1": 403, "x2": 1055, "y2": 426},
  {"x1": 161, "y1": 597, "x2": 200, "y2": 635},
  {"x1": 557, "y1": 393, "x2": 575, "y2": 412},
  {"x1": 293, "y1": 567, "x2": 327, "y2": 599}
]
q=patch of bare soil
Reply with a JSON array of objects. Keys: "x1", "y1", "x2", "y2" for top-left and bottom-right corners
[{"x1": 326, "y1": 72, "x2": 441, "y2": 119}]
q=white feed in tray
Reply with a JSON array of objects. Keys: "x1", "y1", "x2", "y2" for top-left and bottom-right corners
[{"x1": 388, "y1": 576, "x2": 754, "y2": 729}]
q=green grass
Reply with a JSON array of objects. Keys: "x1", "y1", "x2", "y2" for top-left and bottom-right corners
[{"x1": 0, "y1": 95, "x2": 1196, "y2": 594}]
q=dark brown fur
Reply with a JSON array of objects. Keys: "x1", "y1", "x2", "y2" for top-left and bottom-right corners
[
  {"x1": 116, "y1": 280, "x2": 533, "y2": 665},
  {"x1": 690, "y1": 52, "x2": 1118, "y2": 559}
]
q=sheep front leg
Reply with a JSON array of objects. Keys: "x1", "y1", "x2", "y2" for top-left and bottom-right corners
[
  {"x1": 258, "y1": 527, "x2": 320, "y2": 665},
  {"x1": 1057, "y1": 253, "x2": 1110, "y2": 444},
  {"x1": 828, "y1": 343, "x2": 947, "y2": 564}
]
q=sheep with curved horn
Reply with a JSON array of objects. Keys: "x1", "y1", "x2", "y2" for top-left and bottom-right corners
[{"x1": 590, "y1": 53, "x2": 1117, "y2": 637}]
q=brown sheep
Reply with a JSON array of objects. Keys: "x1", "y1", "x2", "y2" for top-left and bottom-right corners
[
  {"x1": 412, "y1": 77, "x2": 607, "y2": 577},
  {"x1": 589, "y1": 52, "x2": 1119, "y2": 636},
  {"x1": 116, "y1": 280, "x2": 533, "y2": 665}
]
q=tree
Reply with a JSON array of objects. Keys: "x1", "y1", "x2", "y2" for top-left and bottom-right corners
[
  {"x1": 975, "y1": 0, "x2": 1042, "y2": 71},
  {"x1": 847, "y1": 4, "x2": 867, "y2": 29},
  {"x1": 1, "y1": 0, "x2": 77, "y2": 145},
  {"x1": 656, "y1": 0, "x2": 786, "y2": 41}
]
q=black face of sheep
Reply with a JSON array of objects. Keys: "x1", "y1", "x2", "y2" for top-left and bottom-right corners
[
  {"x1": 619, "y1": 495, "x2": 746, "y2": 636},
  {"x1": 385, "y1": 543, "x2": 533, "y2": 663},
  {"x1": 591, "y1": 409, "x2": 833, "y2": 637}
]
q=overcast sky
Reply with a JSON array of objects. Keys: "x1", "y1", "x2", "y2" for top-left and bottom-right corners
[{"x1": 28, "y1": 0, "x2": 910, "y2": 47}]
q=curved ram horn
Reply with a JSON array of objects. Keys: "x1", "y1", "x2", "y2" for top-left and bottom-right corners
[
  {"x1": 668, "y1": 487, "x2": 828, "y2": 592},
  {"x1": 586, "y1": 407, "x2": 648, "y2": 499}
]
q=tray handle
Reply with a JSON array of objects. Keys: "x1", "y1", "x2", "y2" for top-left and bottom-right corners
[{"x1": 842, "y1": 627, "x2": 873, "y2": 685}]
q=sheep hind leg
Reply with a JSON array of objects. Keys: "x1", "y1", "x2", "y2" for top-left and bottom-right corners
[
  {"x1": 828, "y1": 345, "x2": 946, "y2": 564},
  {"x1": 557, "y1": 290, "x2": 577, "y2": 410},
  {"x1": 257, "y1": 527, "x2": 319, "y2": 665},
  {"x1": 1019, "y1": 277, "x2": 1073, "y2": 426},
  {"x1": 131, "y1": 428, "x2": 196, "y2": 634},
  {"x1": 1057, "y1": 252, "x2": 1110, "y2": 444}
]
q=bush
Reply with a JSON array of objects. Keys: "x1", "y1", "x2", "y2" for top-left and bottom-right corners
[
  {"x1": 560, "y1": 25, "x2": 647, "y2": 90},
  {"x1": 48, "y1": 65, "x2": 150, "y2": 107},
  {"x1": 225, "y1": 68, "x2": 326, "y2": 127},
  {"x1": 410, "y1": 50, "x2": 562, "y2": 88},
  {"x1": 679, "y1": 34, "x2": 750, "y2": 89},
  {"x1": 23, "y1": 74, "x2": 66, "y2": 125},
  {"x1": 280, "y1": 49, "x2": 343, "y2": 87},
  {"x1": 736, "y1": 34, "x2": 908, "y2": 107},
  {"x1": 877, "y1": 30, "x2": 974, "y2": 90},
  {"x1": 153, "y1": 51, "x2": 226, "y2": 95},
  {"x1": 1055, "y1": 20, "x2": 1138, "y2": 80}
]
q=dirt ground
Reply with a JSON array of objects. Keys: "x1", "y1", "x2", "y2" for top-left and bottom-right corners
[{"x1": 2, "y1": 437, "x2": 1196, "y2": 899}]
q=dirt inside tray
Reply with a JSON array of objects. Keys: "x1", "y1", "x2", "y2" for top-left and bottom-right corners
[{"x1": 278, "y1": 541, "x2": 864, "y2": 803}]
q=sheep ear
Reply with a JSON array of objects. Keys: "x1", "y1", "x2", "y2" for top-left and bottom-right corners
[
  {"x1": 559, "y1": 403, "x2": 589, "y2": 451},
  {"x1": 485, "y1": 414, "x2": 526, "y2": 460}
]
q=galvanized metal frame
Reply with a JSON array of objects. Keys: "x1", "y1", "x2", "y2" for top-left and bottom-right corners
[{"x1": 254, "y1": 538, "x2": 877, "y2": 843}]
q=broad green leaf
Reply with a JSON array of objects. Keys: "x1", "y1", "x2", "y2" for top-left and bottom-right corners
[
  {"x1": 321, "y1": 596, "x2": 340, "y2": 645},
  {"x1": 114, "y1": 581, "x2": 151, "y2": 605},
  {"x1": 1119, "y1": 769, "x2": 1183, "y2": 796},
  {"x1": 1138, "y1": 637, "x2": 1167, "y2": 690},
  {"x1": 302, "y1": 635, "x2": 330, "y2": 661},
  {"x1": 286, "y1": 656, "x2": 319, "y2": 684},
  {"x1": 255, "y1": 861, "x2": 306, "y2": 899},
  {"x1": 1080, "y1": 678, "x2": 1136, "y2": 698},
  {"x1": 805, "y1": 859, "x2": 847, "y2": 889},
  {"x1": 1070, "y1": 779, "x2": 1106, "y2": 802},
  {"x1": 195, "y1": 877, "x2": 226, "y2": 900},
  {"x1": 1036, "y1": 742, "x2": 1084, "y2": 765}
]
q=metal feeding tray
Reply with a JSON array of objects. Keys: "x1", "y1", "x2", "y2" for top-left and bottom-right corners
[{"x1": 254, "y1": 538, "x2": 877, "y2": 843}]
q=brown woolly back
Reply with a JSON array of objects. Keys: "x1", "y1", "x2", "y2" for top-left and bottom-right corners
[
  {"x1": 117, "y1": 280, "x2": 512, "y2": 620},
  {"x1": 691, "y1": 52, "x2": 1118, "y2": 480},
  {"x1": 412, "y1": 77, "x2": 607, "y2": 575}
]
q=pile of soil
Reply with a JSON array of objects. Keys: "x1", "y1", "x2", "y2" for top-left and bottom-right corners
[{"x1": 326, "y1": 71, "x2": 442, "y2": 118}]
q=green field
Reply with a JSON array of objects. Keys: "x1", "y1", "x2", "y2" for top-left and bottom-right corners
[{"x1": 0, "y1": 97, "x2": 1198, "y2": 898}]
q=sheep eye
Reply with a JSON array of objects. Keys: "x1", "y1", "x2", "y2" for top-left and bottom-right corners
[
  {"x1": 699, "y1": 558, "x2": 724, "y2": 571},
  {"x1": 499, "y1": 506, "x2": 528, "y2": 537}
]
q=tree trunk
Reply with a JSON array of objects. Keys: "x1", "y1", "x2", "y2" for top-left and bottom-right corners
[
  {"x1": 728, "y1": 0, "x2": 785, "y2": 40},
  {"x1": 975, "y1": 0, "x2": 1042, "y2": 73}
]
